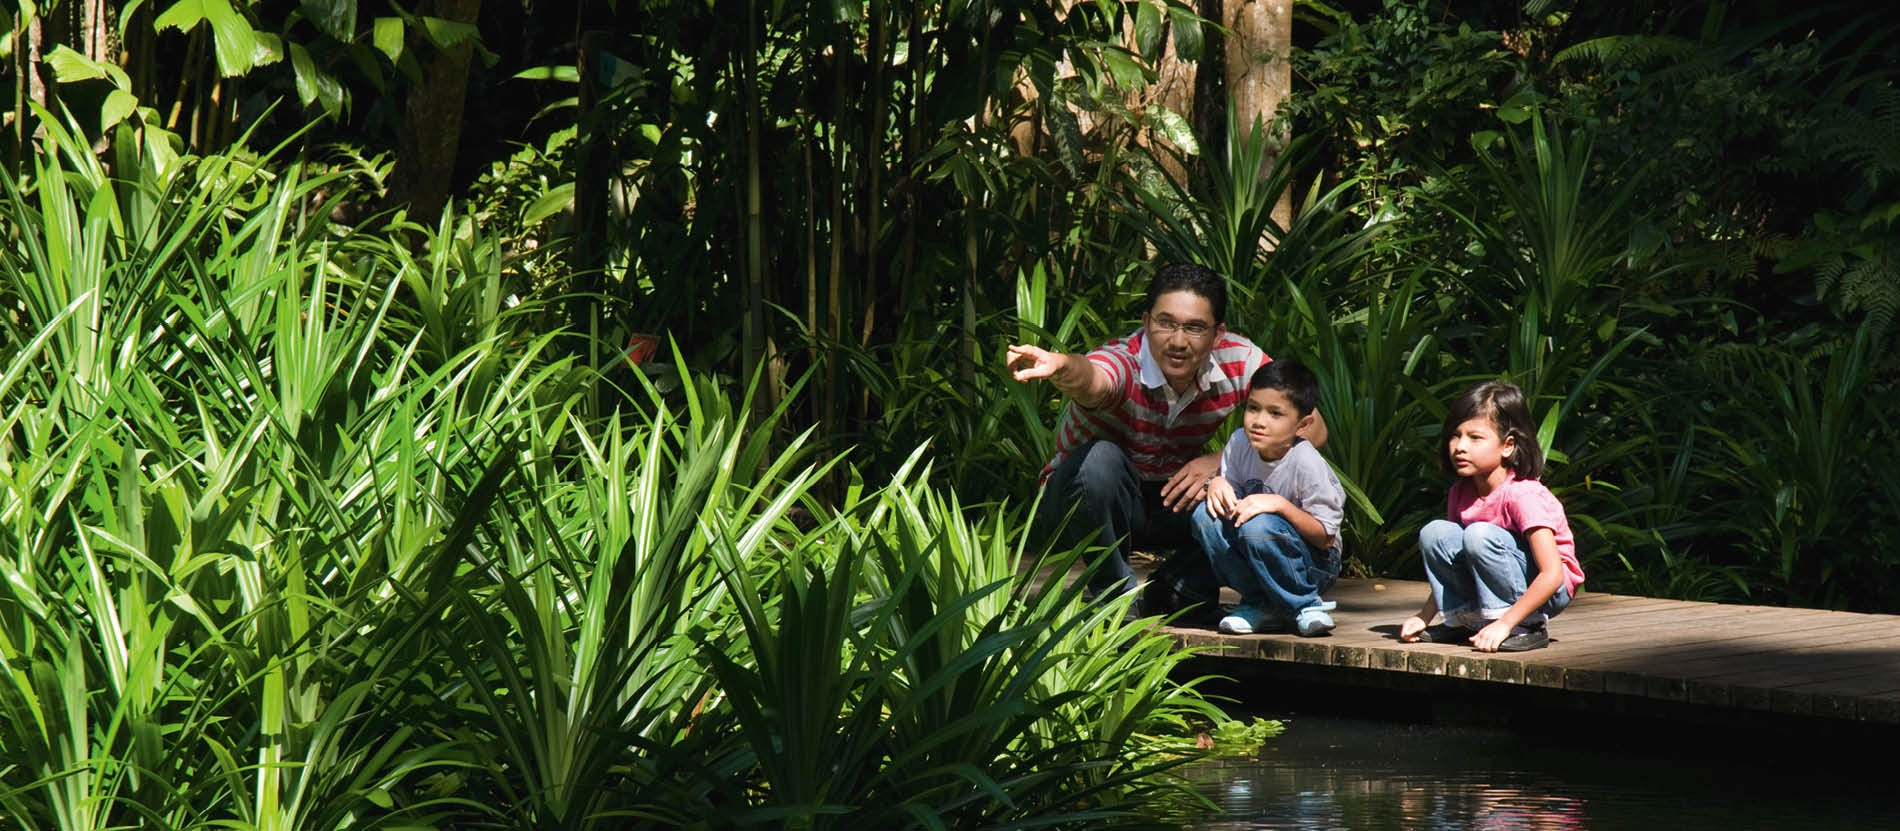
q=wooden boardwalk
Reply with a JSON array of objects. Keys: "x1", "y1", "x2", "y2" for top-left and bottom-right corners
[{"x1": 1157, "y1": 576, "x2": 1900, "y2": 725}]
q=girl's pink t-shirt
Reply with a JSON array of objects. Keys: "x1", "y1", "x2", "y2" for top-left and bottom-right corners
[{"x1": 1447, "y1": 474, "x2": 1585, "y2": 594}]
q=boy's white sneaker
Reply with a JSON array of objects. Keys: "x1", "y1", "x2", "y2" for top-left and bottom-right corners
[{"x1": 1295, "y1": 602, "x2": 1337, "y2": 637}]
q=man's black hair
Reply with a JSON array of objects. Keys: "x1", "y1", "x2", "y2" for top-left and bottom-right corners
[
  {"x1": 1249, "y1": 358, "x2": 1320, "y2": 416},
  {"x1": 1147, "y1": 263, "x2": 1229, "y2": 324}
]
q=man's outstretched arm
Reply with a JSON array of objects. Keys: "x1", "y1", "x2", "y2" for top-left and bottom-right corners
[{"x1": 1006, "y1": 344, "x2": 1114, "y2": 410}]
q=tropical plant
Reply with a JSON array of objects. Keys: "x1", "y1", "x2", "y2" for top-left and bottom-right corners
[
  {"x1": 0, "y1": 124, "x2": 1242, "y2": 828},
  {"x1": 1692, "y1": 325, "x2": 1900, "y2": 609},
  {"x1": 1121, "y1": 113, "x2": 1377, "y2": 310},
  {"x1": 1280, "y1": 268, "x2": 1446, "y2": 574}
]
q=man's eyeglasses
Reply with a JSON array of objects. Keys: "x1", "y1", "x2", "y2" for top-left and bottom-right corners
[{"x1": 1149, "y1": 318, "x2": 1213, "y2": 338}]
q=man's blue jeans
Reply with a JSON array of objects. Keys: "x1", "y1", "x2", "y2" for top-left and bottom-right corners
[
  {"x1": 1419, "y1": 519, "x2": 1570, "y2": 626},
  {"x1": 1191, "y1": 503, "x2": 1340, "y2": 615},
  {"x1": 1030, "y1": 440, "x2": 1212, "y2": 602}
]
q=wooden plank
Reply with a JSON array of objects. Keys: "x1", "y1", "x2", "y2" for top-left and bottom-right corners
[
  {"x1": 1550, "y1": 604, "x2": 1841, "y2": 648},
  {"x1": 1531, "y1": 609, "x2": 1865, "y2": 668},
  {"x1": 1659, "y1": 630, "x2": 1900, "y2": 682},
  {"x1": 1528, "y1": 623, "x2": 1900, "y2": 708},
  {"x1": 1688, "y1": 649, "x2": 1900, "y2": 691},
  {"x1": 1558, "y1": 628, "x2": 1887, "y2": 677},
  {"x1": 1149, "y1": 576, "x2": 1900, "y2": 726}
]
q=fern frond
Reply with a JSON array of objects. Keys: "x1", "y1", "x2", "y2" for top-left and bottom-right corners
[{"x1": 1552, "y1": 34, "x2": 1704, "y2": 71}]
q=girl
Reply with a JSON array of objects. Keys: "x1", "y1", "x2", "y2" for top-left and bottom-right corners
[{"x1": 1398, "y1": 382, "x2": 1584, "y2": 652}]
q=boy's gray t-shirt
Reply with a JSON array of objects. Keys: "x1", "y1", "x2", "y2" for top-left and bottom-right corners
[{"x1": 1216, "y1": 431, "x2": 1346, "y2": 551}]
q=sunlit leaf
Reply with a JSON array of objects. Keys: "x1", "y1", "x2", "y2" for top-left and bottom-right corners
[
  {"x1": 522, "y1": 183, "x2": 574, "y2": 225},
  {"x1": 513, "y1": 64, "x2": 578, "y2": 83},
  {"x1": 154, "y1": 0, "x2": 206, "y2": 34},
  {"x1": 419, "y1": 16, "x2": 479, "y2": 49},
  {"x1": 288, "y1": 43, "x2": 320, "y2": 107},
  {"x1": 45, "y1": 45, "x2": 129, "y2": 88},
  {"x1": 200, "y1": 0, "x2": 261, "y2": 77},
  {"x1": 100, "y1": 90, "x2": 138, "y2": 130},
  {"x1": 251, "y1": 30, "x2": 284, "y2": 68},
  {"x1": 1101, "y1": 50, "x2": 1151, "y2": 90},
  {"x1": 1145, "y1": 105, "x2": 1199, "y2": 155},
  {"x1": 373, "y1": 16, "x2": 405, "y2": 62}
]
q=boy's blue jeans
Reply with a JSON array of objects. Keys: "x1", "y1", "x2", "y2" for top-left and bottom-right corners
[
  {"x1": 1419, "y1": 519, "x2": 1570, "y2": 626},
  {"x1": 1030, "y1": 440, "x2": 1211, "y2": 602},
  {"x1": 1191, "y1": 503, "x2": 1340, "y2": 615}
]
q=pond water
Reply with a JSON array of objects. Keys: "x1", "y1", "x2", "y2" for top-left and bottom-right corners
[{"x1": 1174, "y1": 712, "x2": 1898, "y2": 830}]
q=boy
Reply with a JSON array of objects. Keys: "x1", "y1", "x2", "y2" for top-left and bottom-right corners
[{"x1": 1192, "y1": 358, "x2": 1345, "y2": 636}]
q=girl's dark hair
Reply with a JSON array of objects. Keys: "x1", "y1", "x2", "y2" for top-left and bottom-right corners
[
  {"x1": 1438, "y1": 381, "x2": 1545, "y2": 479},
  {"x1": 1147, "y1": 263, "x2": 1229, "y2": 324}
]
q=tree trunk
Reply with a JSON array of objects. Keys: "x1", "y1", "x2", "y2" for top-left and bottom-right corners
[
  {"x1": 1139, "y1": 0, "x2": 1293, "y2": 229},
  {"x1": 389, "y1": 0, "x2": 482, "y2": 226},
  {"x1": 79, "y1": 0, "x2": 111, "y2": 61},
  {"x1": 1222, "y1": 0, "x2": 1293, "y2": 230},
  {"x1": 19, "y1": 14, "x2": 47, "y2": 152}
]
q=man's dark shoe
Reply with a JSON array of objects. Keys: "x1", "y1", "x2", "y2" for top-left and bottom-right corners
[{"x1": 1142, "y1": 580, "x2": 1222, "y2": 628}]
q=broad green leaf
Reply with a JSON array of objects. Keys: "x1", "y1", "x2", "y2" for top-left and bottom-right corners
[
  {"x1": 200, "y1": 0, "x2": 261, "y2": 77},
  {"x1": 1045, "y1": 102, "x2": 1085, "y2": 178},
  {"x1": 1100, "y1": 50, "x2": 1150, "y2": 90},
  {"x1": 513, "y1": 64, "x2": 579, "y2": 82},
  {"x1": 419, "y1": 16, "x2": 479, "y2": 49},
  {"x1": 44, "y1": 45, "x2": 103, "y2": 81},
  {"x1": 373, "y1": 16, "x2": 404, "y2": 62},
  {"x1": 311, "y1": 64, "x2": 347, "y2": 115},
  {"x1": 251, "y1": 30, "x2": 284, "y2": 68},
  {"x1": 154, "y1": 0, "x2": 206, "y2": 34},
  {"x1": 522, "y1": 183, "x2": 575, "y2": 226},
  {"x1": 1134, "y1": 0, "x2": 1164, "y2": 61},
  {"x1": 100, "y1": 90, "x2": 138, "y2": 130},
  {"x1": 1145, "y1": 105, "x2": 1199, "y2": 155},
  {"x1": 1169, "y1": 6, "x2": 1206, "y2": 61},
  {"x1": 289, "y1": 43, "x2": 320, "y2": 106},
  {"x1": 1496, "y1": 88, "x2": 1541, "y2": 124},
  {"x1": 300, "y1": 0, "x2": 358, "y2": 40},
  {"x1": 45, "y1": 45, "x2": 122, "y2": 85},
  {"x1": 285, "y1": 42, "x2": 346, "y2": 115}
]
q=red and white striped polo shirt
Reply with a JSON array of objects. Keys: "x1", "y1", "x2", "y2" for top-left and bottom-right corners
[{"x1": 1041, "y1": 329, "x2": 1268, "y2": 482}]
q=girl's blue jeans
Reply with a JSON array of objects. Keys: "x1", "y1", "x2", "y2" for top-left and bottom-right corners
[
  {"x1": 1191, "y1": 503, "x2": 1340, "y2": 615},
  {"x1": 1419, "y1": 519, "x2": 1571, "y2": 627}
]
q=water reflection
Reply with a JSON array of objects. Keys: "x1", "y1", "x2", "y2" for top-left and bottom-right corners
[
  {"x1": 1176, "y1": 715, "x2": 1893, "y2": 830},
  {"x1": 1187, "y1": 758, "x2": 1585, "y2": 830}
]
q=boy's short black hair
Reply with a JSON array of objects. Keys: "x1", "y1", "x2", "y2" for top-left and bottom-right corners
[
  {"x1": 1249, "y1": 358, "x2": 1320, "y2": 416},
  {"x1": 1147, "y1": 263, "x2": 1229, "y2": 324}
]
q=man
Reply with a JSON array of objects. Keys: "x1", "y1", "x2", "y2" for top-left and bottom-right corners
[{"x1": 1006, "y1": 263, "x2": 1325, "y2": 619}]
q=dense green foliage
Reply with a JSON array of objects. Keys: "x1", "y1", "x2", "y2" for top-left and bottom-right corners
[
  {"x1": 0, "y1": 118, "x2": 1229, "y2": 828},
  {"x1": 1281, "y1": 1, "x2": 1900, "y2": 608},
  {"x1": 5, "y1": 0, "x2": 1900, "y2": 825}
]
